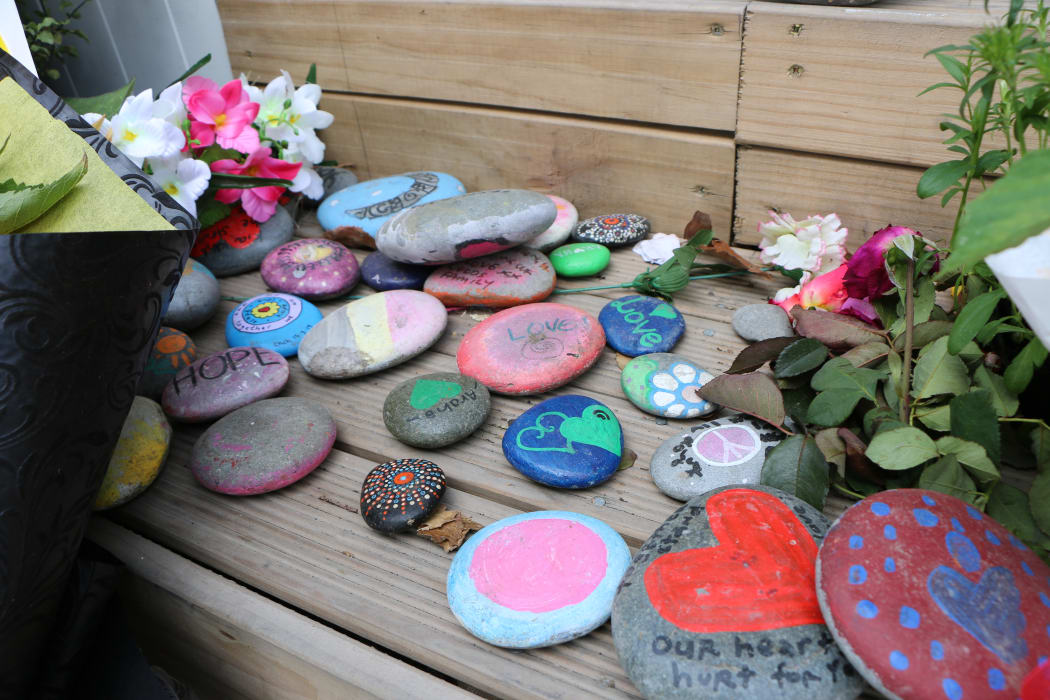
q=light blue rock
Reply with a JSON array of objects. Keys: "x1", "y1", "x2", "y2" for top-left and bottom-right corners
[{"x1": 317, "y1": 171, "x2": 466, "y2": 239}]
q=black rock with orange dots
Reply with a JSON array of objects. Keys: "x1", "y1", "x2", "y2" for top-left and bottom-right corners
[{"x1": 360, "y1": 458, "x2": 447, "y2": 533}]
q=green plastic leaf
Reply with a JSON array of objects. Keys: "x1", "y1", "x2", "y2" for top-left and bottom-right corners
[
  {"x1": 774, "y1": 338, "x2": 828, "y2": 378},
  {"x1": 66, "y1": 79, "x2": 136, "y2": 118},
  {"x1": 1004, "y1": 336, "x2": 1049, "y2": 394},
  {"x1": 1030, "y1": 471, "x2": 1050, "y2": 536},
  {"x1": 727, "y1": 336, "x2": 798, "y2": 374},
  {"x1": 973, "y1": 366, "x2": 1019, "y2": 417},
  {"x1": 0, "y1": 153, "x2": 88, "y2": 235},
  {"x1": 867, "y1": 427, "x2": 939, "y2": 470},
  {"x1": 918, "y1": 159, "x2": 969, "y2": 199},
  {"x1": 791, "y1": 307, "x2": 884, "y2": 351},
  {"x1": 935, "y1": 436, "x2": 999, "y2": 486},
  {"x1": 306, "y1": 62, "x2": 318, "y2": 84},
  {"x1": 911, "y1": 336, "x2": 970, "y2": 399},
  {"x1": 208, "y1": 173, "x2": 295, "y2": 190},
  {"x1": 167, "y1": 54, "x2": 212, "y2": 88},
  {"x1": 949, "y1": 390, "x2": 1001, "y2": 465},
  {"x1": 948, "y1": 289, "x2": 1005, "y2": 354},
  {"x1": 919, "y1": 455, "x2": 978, "y2": 504},
  {"x1": 916, "y1": 404, "x2": 952, "y2": 432},
  {"x1": 760, "y1": 435, "x2": 830, "y2": 510},
  {"x1": 695, "y1": 373, "x2": 786, "y2": 429},
  {"x1": 840, "y1": 341, "x2": 890, "y2": 368},
  {"x1": 195, "y1": 197, "x2": 231, "y2": 229}
]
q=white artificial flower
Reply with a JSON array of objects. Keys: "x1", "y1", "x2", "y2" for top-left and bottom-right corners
[
  {"x1": 773, "y1": 284, "x2": 802, "y2": 303},
  {"x1": 757, "y1": 211, "x2": 847, "y2": 284},
  {"x1": 246, "y1": 70, "x2": 294, "y2": 133},
  {"x1": 283, "y1": 146, "x2": 324, "y2": 199},
  {"x1": 85, "y1": 89, "x2": 184, "y2": 167},
  {"x1": 148, "y1": 155, "x2": 211, "y2": 216},
  {"x1": 632, "y1": 233, "x2": 684, "y2": 264},
  {"x1": 153, "y1": 81, "x2": 187, "y2": 128}
]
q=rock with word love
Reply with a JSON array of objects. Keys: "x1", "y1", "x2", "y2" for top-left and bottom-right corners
[
  {"x1": 360, "y1": 458, "x2": 447, "y2": 533},
  {"x1": 163, "y1": 258, "x2": 220, "y2": 331},
  {"x1": 94, "y1": 397, "x2": 171, "y2": 510},
  {"x1": 573, "y1": 213, "x2": 650, "y2": 247},
  {"x1": 448, "y1": 511, "x2": 630, "y2": 648},
  {"x1": 423, "y1": 248, "x2": 555, "y2": 308},
  {"x1": 225, "y1": 293, "x2": 323, "y2": 357},
  {"x1": 192, "y1": 204, "x2": 294, "y2": 277},
  {"x1": 138, "y1": 327, "x2": 198, "y2": 399},
  {"x1": 549, "y1": 242, "x2": 611, "y2": 278},
  {"x1": 612, "y1": 485, "x2": 864, "y2": 699},
  {"x1": 816, "y1": 489, "x2": 1050, "y2": 700},
  {"x1": 359, "y1": 251, "x2": 430, "y2": 291},
  {"x1": 162, "y1": 346, "x2": 289, "y2": 423},
  {"x1": 383, "y1": 373, "x2": 491, "y2": 448},
  {"x1": 526, "y1": 194, "x2": 578, "y2": 252},
  {"x1": 503, "y1": 395, "x2": 623, "y2": 489},
  {"x1": 621, "y1": 353, "x2": 718, "y2": 419},
  {"x1": 599, "y1": 295, "x2": 686, "y2": 356},
  {"x1": 260, "y1": 238, "x2": 360, "y2": 300},
  {"x1": 457, "y1": 302, "x2": 605, "y2": 395}
]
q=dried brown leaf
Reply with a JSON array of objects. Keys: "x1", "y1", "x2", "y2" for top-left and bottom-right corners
[
  {"x1": 791, "y1": 307, "x2": 885, "y2": 351},
  {"x1": 683, "y1": 210, "x2": 713, "y2": 240},
  {"x1": 700, "y1": 238, "x2": 772, "y2": 278},
  {"x1": 324, "y1": 225, "x2": 377, "y2": 249},
  {"x1": 727, "y1": 336, "x2": 798, "y2": 374},
  {"x1": 416, "y1": 506, "x2": 482, "y2": 552},
  {"x1": 618, "y1": 448, "x2": 638, "y2": 471},
  {"x1": 615, "y1": 352, "x2": 633, "y2": 370},
  {"x1": 839, "y1": 427, "x2": 886, "y2": 485}
]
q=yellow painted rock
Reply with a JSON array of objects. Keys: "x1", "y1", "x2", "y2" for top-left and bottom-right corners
[{"x1": 94, "y1": 396, "x2": 172, "y2": 510}]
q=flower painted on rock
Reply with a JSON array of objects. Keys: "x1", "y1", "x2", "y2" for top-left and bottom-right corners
[{"x1": 648, "y1": 361, "x2": 717, "y2": 418}]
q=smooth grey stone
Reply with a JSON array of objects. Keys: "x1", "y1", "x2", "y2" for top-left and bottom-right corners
[
  {"x1": 194, "y1": 205, "x2": 294, "y2": 277},
  {"x1": 317, "y1": 166, "x2": 359, "y2": 199},
  {"x1": 163, "y1": 258, "x2": 220, "y2": 331},
  {"x1": 731, "y1": 303, "x2": 795, "y2": 342},
  {"x1": 383, "y1": 373, "x2": 491, "y2": 448}
]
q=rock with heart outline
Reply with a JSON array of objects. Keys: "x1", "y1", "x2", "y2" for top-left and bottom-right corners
[{"x1": 384, "y1": 372, "x2": 490, "y2": 449}]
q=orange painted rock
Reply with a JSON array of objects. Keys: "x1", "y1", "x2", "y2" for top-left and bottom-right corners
[
  {"x1": 423, "y1": 248, "x2": 555, "y2": 308},
  {"x1": 94, "y1": 397, "x2": 171, "y2": 510},
  {"x1": 138, "y1": 327, "x2": 198, "y2": 399}
]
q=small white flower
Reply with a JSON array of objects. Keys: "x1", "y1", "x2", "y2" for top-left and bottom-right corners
[
  {"x1": 773, "y1": 284, "x2": 801, "y2": 303},
  {"x1": 758, "y1": 211, "x2": 847, "y2": 282},
  {"x1": 153, "y1": 81, "x2": 187, "y2": 128},
  {"x1": 148, "y1": 155, "x2": 211, "y2": 216},
  {"x1": 283, "y1": 146, "x2": 324, "y2": 199},
  {"x1": 86, "y1": 90, "x2": 185, "y2": 167}
]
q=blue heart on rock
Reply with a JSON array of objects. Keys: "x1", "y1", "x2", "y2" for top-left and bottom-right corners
[{"x1": 927, "y1": 565, "x2": 1028, "y2": 664}]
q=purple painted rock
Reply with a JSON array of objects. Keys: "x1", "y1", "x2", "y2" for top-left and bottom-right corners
[
  {"x1": 260, "y1": 239, "x2": 360, "y2": 300},
  {"x1": 423, "y1": 248, "x2": 555, "y2": 308},
  {"x1": 162, "y1": 346, "x2": 290, "y2": 423},
  {"x1": 190, "y1": 397, "x2": 336, "y2": 495},
  {"x1": 816, "y1": 489, "x2": 1050, "y2": 700}
]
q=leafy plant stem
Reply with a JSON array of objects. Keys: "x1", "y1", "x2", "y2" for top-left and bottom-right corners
[
  {"x1": 901, "y1": 258, "x2": 916, "y2": 424},
  {"x1": 832, "y1": 482, "x2": 868, "y2": 500}
]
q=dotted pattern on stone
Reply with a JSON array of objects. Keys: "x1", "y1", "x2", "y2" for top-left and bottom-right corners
[
  {"x1": 360, "y1": 458, "x2": 446, "y2": 532},
  {"x1": 575, "y1": 214, "x2": 650, "y2": 245}
]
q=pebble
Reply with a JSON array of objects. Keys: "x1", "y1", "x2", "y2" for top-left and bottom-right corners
[
  {"x1": 225, "y1": 293, "x2": 323, "y2": 357},
  {"x1": 423, "y1": 248, "x2": 555, "y2": 308},
  {"x1": 360, "y1": 458, "x2": 447, "y2": 533},
  {"x1": 316, "y1": 166, "x2": 359, "y2": 200},
  {"x1": 448, "y1": 511, "x2": 630, "y2": 648},
  {"x1": 94, "y1": 396, "x2": 171, "y2": 510},
  {"x1": 138, "y1": 327, "x2": 198, "y2": 399},
  {"x1": 503, "y1": 395, "x2": 623, "y2": 489},
  {"x1": 383, "y1": 373, "x2": 491, "y2": 448},
  {"x1": 732, "y1": 304, "x2": 795, "y2": 342},
  {"x1": 161, "y1": 346, "x2": 289, "y2": 423},
  {"x1": 298, "y1": 290, "x2": 447, "y2": 379},
  {"x1": 598, "y1": 295, "x2": 685, "y2": 356},
  {"x1": 191, "y1": 205, "x2": 294, "y2": 277},
  {"x1": 376, "y1": 189, "x2": 557, "y2": 265},
  {"x1": 612, "y1": 485, "x2": 863, "y2": 700},
  {"x1": 359, "y1": 251, "x2": 431, "y2": 291},
  {"x1": 260, "y1": 239, "x2": 360, "y2": 300},
  {"x1": 816, "y1": 489, "x2": 1050, "y2": 700},
  {"x1": 621, "y1": 353, "x2": 717, "y2": 419},
  {"x1": 549, "y1": 242, "x2": 611, "y2": 278},
  {"x1": 649, "y1": 415, "x2": 784, "y2": 501},
  {"x1": 163, "y1": 258, "x2": 220, "y2": 331},
  {"x1": 526, "y1": 195, "x2": 578, "y2": 252},
  {"x1": 457, "y1": 302, "x2": 605, "y2": 395},
  {"x1": 573, "y1": 213, "x2": 649, "y2": 247},
  {"x1": 189, "y1": 397, "x2": 336, "y2": 495}
]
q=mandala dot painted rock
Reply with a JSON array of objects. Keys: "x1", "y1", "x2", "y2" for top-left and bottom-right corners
[
  {"x1": 260, "y1": 238, "x2": 360, "y2": 300},
  {"x1": 138, "y1": 327, "x2": 198, "y2": 399},
  {"x1": 359, "y1": 251, "x2": 430, "y2": 291},
  {"x1": 457, "y1": 302, "x2": 605, "y2": 395},
  {"x1": 163, "y1": 258, "x2": 220, "y2": 331},
  {"x1": 225, "y1": 293, "x2": 323, "y2": 357},
  {"x1": 816, "y1": 489, "x2": 1050, "y2": 700},
  {"x1": 598, "y1": 295, "x2": 686, "y2": 356},
  {"x1": 359, "y1": 458, "x2": 447, "y2": 533},
  {"x1": 448, "y1": 511, "x2": 630, "y2": 648},
  {"x1": 573, "y1": 213, "x2": 650, "y2": 247},
  {"x1": 503, "y1": 395, "x2": 623, "y2": 489},
  {"x1": 526, "y1": 194, "x2": 578, "y2": 252},
  {"x1": 423, "y1": 248, "x2": 555, "y2": 308},
  {"x1": 161, "y1": 346, "x2": 290, "y2": 423},
  {"x1": 612, "y1": 485, "x2": 864, "y2": 699},
  {"x1": 383, "y1": 373, "x2": 491, "y2": 448},
  {"x1": 549, "y1": 242, "x2": 611, "y2": 278},
  {"x1": 192, "y1": 204, "x2": 294, "y2": 277},
  {"x1": 621, "y1": 353, "x2": 718, "y2": 419},
  {"x1": 94, "y1": 397, "x2": 171, "y2": 510}
]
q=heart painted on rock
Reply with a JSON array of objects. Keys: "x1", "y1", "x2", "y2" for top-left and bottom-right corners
[
  {"x1": 927, "y1": 565, "x2": 1028, "y2": 664},
  {"x1": 559, "y1": 405, "x2": 622, "y2": 457},
  {"x1": 644, "y1": 488, "x2": 824, "y2": 633},
  {"x1": 409, "y1": 379, "x2": 463, "y2": 410},
  {"x1": 649, "y1": 303, "x2": 678, "y2": 320}
]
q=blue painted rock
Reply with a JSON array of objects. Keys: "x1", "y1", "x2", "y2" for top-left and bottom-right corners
[
  {"x1": 376, "y1": 189, "x2": 557, "y2": 265},
  {"x1": 612, "y1": 485, "x2": 864, "y2": 700},
  {"x1": 94, "y1": 396, "x2": 171, "y2": 510},
  {"x1": 138, "y1": 327, "x2": 198, "y2": 399},
  {"x1": 360, "y1": 458, "x2": 447, "y2": 533},
  {"x1": 359, "y1": 251, "x2": 430, "y2": 291},
  {"x1": 598, "y1": 295, "x2": 686, "y2": 356},
  {"x1": 649, "y1": 415, "x2": 784, "y2": 501},
  {"x1": 191, "y1": 205, "x2": 294, "y2": 277},
  {"x1": 161, "y1": 346, "x2": 289, "y2": 423},
  {"x1": 448, "y1": 511, "x2": 630, "y2": 648},
  {"x1": 225, "y1": 293, "x2": 323, "y2": 357},
  {"x1": 621, "y1": 353, "x2": 717, "y2": 419},
  {"x1": 298, "y1": 290, "x2": 447, "y2": 379},
  {"x1": 573, "y1": 213, "x2": 649, "y2": 247},
  {"x1": 526, "y1": 194, "x2": 578, "y2": 252},
  {"x1": 423, "y1": 248, "x2": 555, "y2": 308},
  {"x1": 260, "y1": 239, "x2": 360, "y2": 300},
  {"x1": 383, "y1": 373, "x2": 491, "y2": 448},
  {"x1": 163, "y1": 258, "x2": 220, "y2": 331},
  {"x1": 503, "y1": 395, "x2": 623, "y2": 489},
  {"x1": 190, "y1": 397, "x2": 336, "y2": 495},
  {"x1": 816, "y1": 489, "x2": 1050, "y2": 700}
]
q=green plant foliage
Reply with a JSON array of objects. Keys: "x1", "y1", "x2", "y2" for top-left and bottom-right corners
[
  {"x1": 1030, "y1": 471, "x2": 1050, "y2": 536},
  {"x1": 948, "y1": 289, "x2": 1005, "y2": 353},
  {"x1": 935, "y1": 436, "x2": 999, "y2": 486},
  {"x1": 0, "y1": 152, "x2": 86, "y2": 234},
  {"x1": 919, "y1": 455, "x2": 980, "y2": 504},
  {"x1": 65, "y1": 79, "x2": 135, "y2": 119},
  {"x1": 911, "y1": 336, "x2": 970, "y2": 399},
  {"x1": 774, "y1": 338, "x2": 828, "y2": 378},
  {"x1": 949, "y1": 390, "x2": 1001, "y2": 464},
  {"x1": 867, "y1": 427, "x2": 940, "y2": 470},
  {"x1": 16, "y1": 0, "x2": 92, "y2": 85},
  {"x1": 760, "y1": 435, "x2": 830, "y2": 510}
]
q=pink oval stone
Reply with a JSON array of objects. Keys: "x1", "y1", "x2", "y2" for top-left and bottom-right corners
[
  {"x1": 260, "y1": 239, "x2": 360, "y2": 300},
  {"x1": 161, "y1": 346, "x2": 290, "y2": 423}
]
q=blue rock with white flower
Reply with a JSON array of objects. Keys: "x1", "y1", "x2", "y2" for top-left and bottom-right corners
[
  {"x1": 503, "y1": 395, "x2": 623, "y2": 489},
  {"x1": 225, "y1": 292, "x2": 323, "y2": 357},
  {"x1": 598, "y1": 295, "x2": 685, "y2": 356},
  {"x1": 621, "y1": 352, "x2": 718, "y2": 419},
  {"x1": 359, "y1": 251, "x2": 431, "y2": 291}
]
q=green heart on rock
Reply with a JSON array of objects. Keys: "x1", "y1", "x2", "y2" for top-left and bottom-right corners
[
  {"x1": 559, "y1": 405, "x2": 623, "y2": 456},
  {"x1": 650, "y1": 303, "x2": 678, "y2": 320},
  {"x1": 409, "y1": 379, "x2": 462, "y2": 410}
]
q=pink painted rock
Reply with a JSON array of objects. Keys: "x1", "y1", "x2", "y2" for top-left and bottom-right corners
[
  {"x1": 161, "y1": 346, "x2": 290, "y2": 423},
  {"x1": 526, "y1": 194, "x2": 578, "y2": 252},
  {"x1": 189, "y1": 397, "x2": 336, "y2": 495},
  {"x1": 260, "y1": 238, "x2": 360, "y2": 300},
  {"x1": 457, "y1": 302, "x2": 605, "y2": 395},
  {"x1": 423, "y1": 248, "x2": 555, "y2": 308}
]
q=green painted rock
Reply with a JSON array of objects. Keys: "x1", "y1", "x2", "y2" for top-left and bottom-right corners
[
  {"x1": 383, "y1": 372, "x2": 491, "y2": 448},
  {"x1": 550, "y1": 242, "x2": 611, "y2": 278}
]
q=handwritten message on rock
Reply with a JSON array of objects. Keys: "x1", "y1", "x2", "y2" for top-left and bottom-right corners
[
  {"x1": 423, "y1": 248, "x2": 554, "y2": 308},
  {"x1": 162, "y1": 346, "x2": 289, "y2": 423},
  {"x1": 383, "y1": 372, "x2": 491, "y2": 448}
]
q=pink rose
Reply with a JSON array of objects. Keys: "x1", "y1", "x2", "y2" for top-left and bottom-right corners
[
  {"x1": 774, "y1": 264, "x2": 850, "y2": 314},
  {"x1": 843, "y1": 226, "x2": 921, "y2": 300}
]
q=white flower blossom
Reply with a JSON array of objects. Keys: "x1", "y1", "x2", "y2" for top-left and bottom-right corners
[
  {"x1": 282, "y1": 145, "x2": 324, "y2": 199},
  {"x1": 83, "y1": 89, "x2": 185, "y2": 167},
  {"x1": 758, "y1": 211, "x2": 847, "y2": 285},
  {"x1": 147, "y1": 155, "x2": 211, "y2": 216}
]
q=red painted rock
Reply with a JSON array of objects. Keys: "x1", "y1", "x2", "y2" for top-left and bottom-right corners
[
  {"x1": 162, "y1": 346, "x2": 290, "y2": 423},
  {"x1": 457, "y1": 302, "x2": 605, "y2": 395},
  {"x1": 423, "y1": 248, "x2": 554, "y2": 308},
  {"x1": 260, "y1": 239, "x2": 360, "y2": 300},
  {"x1": 816, "y1": 489, "x2": 1050, "y2": 700}
]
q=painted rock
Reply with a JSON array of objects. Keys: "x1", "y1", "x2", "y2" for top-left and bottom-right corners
[
  {"x1": 621, "y1": 353, "x2": 717, "y2": 419},
  {"x1": 612, "y1": 485, "x2": 864, "y2": 700},
  {"x1": 549, "y1": 242, "x2": 611, "y2": 278},
  {"x1": 359, "y1": 251, "x2": 430, "y2": 291},
  {"x1": 138, "y1": 327, "x2": 198, "y2": 399},
  {"x1": 189, "y1": 397, "x2": 336, "y2": 495},
  {"x1": 573, "y1": 213, "x2": 649, "y2": 247},
  {"x1": 503, "y1": 395, "x2": 623, "y2": 489},
  {"x1": 94, "y1": 396, "x2": 171, "y2": 510},
  {"x1": 457, "y1": 303, "x2": 605, "y2": 395},
  {"x1": 599, "y1": 295, "x2": 686, "y2": 356},
  {"x1": 298, "y1": 290, "x2": 447, "y2": 379},
  {"x1": 225, "y1": 293, "x2": 323, "y2": 357},
  {"x1": 383, "y1": 373, "x2": 491, "y2": 448},
  {"x1": 448, "y1": 511, "x2": 630, "y2": 648},
  {"x1": 162, "y1": 346, "x2": 289, "y2": 423},
  {"x1": 649, "y1": 415, "x2": 783, "y2": 501},
  {"x1": 260, "y1": 239, "x2": 360, "y2": 300},
  {"x1": 163, "y1": 258, "x2": 220, "y2": 331},
  {"x1": 316, "y1": 166, "x2": 358, "y2": 199},
  {"x1": 360, "y1": 458, "x2": 446, "y2": 533},
  {"x1": 317, "y1": 171, "x2": 465, "y2": 243},
  {"x1": 376, "y1": 189, "x2": 557, "y2": 265},
  {"x1": 732, "y1": 304, "x2": 795, "y2": 342},
  {"x1": 423, "y1": 248, "x2": 555, "y2": 308},
  {"x1": 526, "y1": 194, "x2": 578, "y2": 252},
  {"x1": 816, "y1": 489, "x2": 1050, "y2": 700},
  {"x1": 191, "y1": 205, "x2": 294, "y2": 277}
]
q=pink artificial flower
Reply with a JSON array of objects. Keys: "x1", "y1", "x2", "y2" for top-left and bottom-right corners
[
  {"x1": 183, "y1": 76, "x2": 260, "y2": 153},
  {"x1": 211, "y1": 147, "x2": 301, "y2": 222},
  {"x1": 774, "y1": 264, "x2": 850, "y2": 315},
  {"x1": 843, "y1": 225, "x2": 921, "y2": 300}
]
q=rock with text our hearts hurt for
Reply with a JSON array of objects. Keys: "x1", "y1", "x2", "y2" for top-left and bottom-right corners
[
  {"x1": 612, "y1": 485, "x2": 864, "y2": 699},
  {"x1": 423, "y1": 248, "x2": 555, "y2": 308}
]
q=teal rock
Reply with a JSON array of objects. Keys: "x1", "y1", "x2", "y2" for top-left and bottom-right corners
[{"x1": 317, "y1": 171, "x2": 465, "y2": 238}]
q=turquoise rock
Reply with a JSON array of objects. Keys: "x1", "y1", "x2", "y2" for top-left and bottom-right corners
[{"x1": 317, "y1": 171, "x2": 466, "y2": 239}]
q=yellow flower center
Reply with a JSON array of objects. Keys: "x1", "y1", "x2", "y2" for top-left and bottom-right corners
[
  {"x1": 122, "y1": 128, "x2": 137, "y2": 142},
  {"x1": 164, "y1": 183, "x2": 179, "y2": 196},
  {"x1": 214, "y1": 113, "x2": 227, "y2": 127},
  {"x1": 289, "y1": 113, "x2": 300, "y2": 124}
]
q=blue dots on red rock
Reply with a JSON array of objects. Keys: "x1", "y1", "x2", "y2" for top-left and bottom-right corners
[
  {"x1": 943, "y1": 678, "x2": 963, "y2": 700},
  {"x1": 857, "y1": 600, "x2": 879, "y2": 618},
  {"x1": 966, "y1": 505, "x2": 983, "y2": 520},
  {"x1": 900, "y1": 607, "x2": 920, "y2": 629},
  {"x1": 914, "y1": 509, "x2": 939, "y2": 527},
  {"x1": 890, "y1": 651, "x2": 909, "y2": 671},
  {"x1": 946, "y1": 532, "x2": 981, "y2": 573},
  {"x1": 885, "y1": 557, "x2": 896, "y2": 573},
  {"x1": 885, "y1": 525, "x2": 898, "y2": 540},
  {"x1": 849, "y1": 565, "x2": 867, "y2": 584},
  {"x1": 985, "y1": 530, "x2": 1002, "y2": 546},
  {"x1": 951, "y1": 517, "x2": 965, "y2": 532},
  {"x1": 988, "y1": 668, "x2": 1005, "y2": 691},
  {"x1": 922, "y1": 494, "x2": 937, "y2": 506},
  {"x1": 850, "y1": 535, "x2": 864, "y2": 549},
  {"x1": 931, "y1": 640, "x2": 945, "y2": 660},
  {"x1": 871, "y1": 502, "x2": 890, "y2": 516},
  {"x1": 1040, "y1": 592, "x2": 1050, "y2": 607}
]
